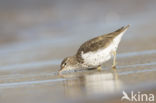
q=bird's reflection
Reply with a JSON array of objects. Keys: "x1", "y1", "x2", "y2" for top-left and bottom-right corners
[{"x1": 61, "y1": 69, "x2": 122, "y2": 98}]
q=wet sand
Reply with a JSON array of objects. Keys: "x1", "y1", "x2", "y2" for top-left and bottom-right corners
[{"x1": 0, "y1": 0, "x2": 156, "y2": 103}]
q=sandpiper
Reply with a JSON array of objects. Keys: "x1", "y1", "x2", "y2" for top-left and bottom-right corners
[{"x1": 59, "y1": 25, "x2": 130, "y2": 73}]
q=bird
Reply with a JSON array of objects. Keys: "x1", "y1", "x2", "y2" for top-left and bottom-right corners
[{"x1": 59, "y1": 25, "x2": 130, "y2": 73}]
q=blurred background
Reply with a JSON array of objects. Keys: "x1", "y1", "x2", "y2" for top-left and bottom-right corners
[
  {"x1": 0, "y1": 0, "x2": 156, "y2": 63},
  {"x1": 0, "y1": 0, "x2": 156, "y2": 103},
  {"x1": 1, "y1": 0, "x2": 156, "y2": 45}
]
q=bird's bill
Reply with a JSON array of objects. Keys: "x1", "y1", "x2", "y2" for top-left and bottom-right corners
[{"x1": 59, "y1": 67, "x2": 64, "y2": 73}]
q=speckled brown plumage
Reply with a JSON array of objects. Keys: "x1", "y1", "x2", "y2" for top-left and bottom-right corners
[{"x1": 76, "y1": 25, "x2": 129, "y2": 63}]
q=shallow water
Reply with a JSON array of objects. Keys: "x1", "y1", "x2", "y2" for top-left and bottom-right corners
[{"x1": 0, "y1": 0, "x2": 156, "y2": 103}]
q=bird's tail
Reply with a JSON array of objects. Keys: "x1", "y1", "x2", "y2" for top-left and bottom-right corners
[
  {"x1": 113, "y1": 24, "x2": 130, "y2": 36},
  {"x1": 102, "y1": 25, "x2": 130, "y2": 38},
  {"x1": 116, "y1": 24, "x2": 130, "y2": 32}
]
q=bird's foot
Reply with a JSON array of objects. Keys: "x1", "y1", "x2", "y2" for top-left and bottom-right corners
[
  {"x1": 112, "y1": 61, "x2": 117, "y2": 69},
  {"x1": 112, "y1": 65, "x2": 116, "y2": 69},
  {"x1": 97, "y1": 66, "x2": 102, "y2": 71}
]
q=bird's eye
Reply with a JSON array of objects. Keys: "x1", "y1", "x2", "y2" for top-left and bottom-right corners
[{"x1": 64, "y1": 63, "x2": 67, "y2": 65}]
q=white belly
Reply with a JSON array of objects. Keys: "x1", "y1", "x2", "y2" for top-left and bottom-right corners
[
  {"x1": 81, "y1": 32, "x2": 124, "y2": 67},
  {"x1": 81, "y1": 43, "x2": 113, "y2": 67}
]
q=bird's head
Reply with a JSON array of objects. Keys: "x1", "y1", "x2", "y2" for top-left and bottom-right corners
[{"x1": 59, "y1": 56, "x2": 79, "y2": 73}]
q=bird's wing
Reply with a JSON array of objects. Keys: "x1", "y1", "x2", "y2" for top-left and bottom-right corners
[
  {"x1": 76, "y1": 25, "x2": 130, "y2": 63},
  {"x1": 77, "y1": 36, "x2": 112, "y2": 54},
  {"x1": 76, "y1": 36, "x2": 113, "y2": 63}
]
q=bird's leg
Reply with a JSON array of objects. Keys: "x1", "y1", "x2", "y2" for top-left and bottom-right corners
[
  {"x1": 97, "y1": 65, "x2": 102, "y2": 71},
  {"x1": 112, "y1": 51, "x2": 117, "y2": 69}
]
